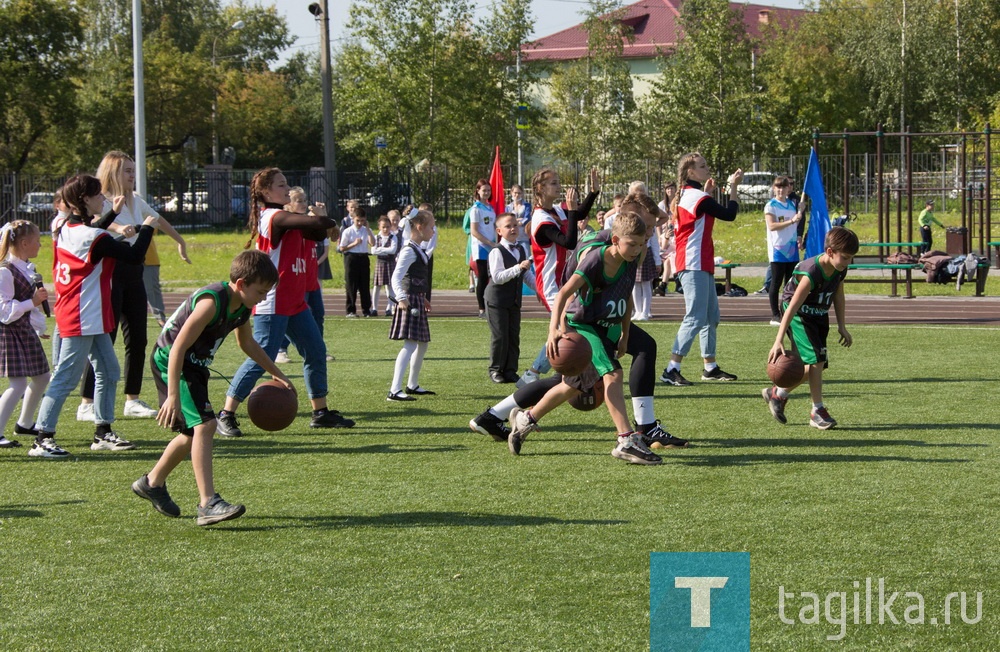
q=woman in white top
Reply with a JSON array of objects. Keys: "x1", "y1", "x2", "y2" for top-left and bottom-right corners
[
  {"x1": 468, "y1": 179, "x2": 497, "y2": 317},
  {"x1": 77, "y1": 150, "x2": 191, "y2": 421}
]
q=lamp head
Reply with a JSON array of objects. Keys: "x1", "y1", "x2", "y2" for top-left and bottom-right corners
[
  {"x1": 232, "y1": 20, "x2": 245, "y2": 30},
  {"x1": 308, "y1": 3, "x2": 323, "y2": 17}
]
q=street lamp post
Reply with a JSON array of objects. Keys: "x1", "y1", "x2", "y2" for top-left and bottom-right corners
[{"x1": 211, "y1": 20, "x2": 245, "y2": 165}]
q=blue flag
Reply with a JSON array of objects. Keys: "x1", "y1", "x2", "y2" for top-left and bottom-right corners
[{"x1": 803, "y1": 147, "x2": 831, "y2": 258}]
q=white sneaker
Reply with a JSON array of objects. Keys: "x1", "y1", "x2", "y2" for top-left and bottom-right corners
[
  {"x1": 28, "y1": 438, "x2": 70, "y2": 459},
  {"x1": 123, "y1": 399, "x2": 158, "y2": 418},
  {"x1": 90, "y1": 432, "x2": 136, "y2": 451},
  {"x1": 515, "y1": 369, "x2": 539, "y2": 389},
  {"x1": 275, "y1": 351, "x2": 291, "y2": 364},
  {"x1": 76, "y1": 402, "x2": 95, "y2": 422}
]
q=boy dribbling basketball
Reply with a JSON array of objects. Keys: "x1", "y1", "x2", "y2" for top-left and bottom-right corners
[{"x1": 763, "y1": 226, "x2": 859, "y2": 429}]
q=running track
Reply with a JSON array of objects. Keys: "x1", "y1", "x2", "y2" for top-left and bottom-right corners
[{"x1": 161, "y1": 290, "x2": 1000, "y2": 326}]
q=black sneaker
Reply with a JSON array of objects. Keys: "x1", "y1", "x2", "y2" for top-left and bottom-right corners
[
  {"x1": 386, "y1": 391, "x2": 416, "y2": 402},
  {"x1": 406, "y1": 386, "x2": 436, "y2": 395},
  {"x1": 310, "y1": 409, "x2": 355, "y2": 428},
  {"x1": 702, "y1": 366, "x2": 737, "y2": 381},
  {"x1": 131, "y1": 474, "x2": 181, "y2": 517},
  {"x1": 611, "y1": 433, "x2": 662, "y2": 465},
  {"x1": 196, "y1": 494, "x2": 246, "y2": 526},
  {"x1": 216, "y1": 411, "x2": 244, "y2": 438},
  {"x1": 660, "y1": 368, "x2": 693, "y2": 386},
  {"x1": 637, "y1": 421, "x2": 689, "y2": 449},
  {"x1": 13, "y1": 422, "x2": 37, "y2": 437},
  {"x1": 762, "y1": 387, "x2": 788, "y2": 425},
  {"x1": 469, "y1": 409, "x2": 510, "y2": 442}
]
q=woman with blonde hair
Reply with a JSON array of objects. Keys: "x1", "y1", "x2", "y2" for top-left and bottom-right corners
[{"x1": 76, "y1": 150, "x2": 191, "y2": 422}]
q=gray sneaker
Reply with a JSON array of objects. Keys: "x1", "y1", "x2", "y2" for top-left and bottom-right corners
[
  {"x1": 216, "y1": 411, "x2": 244, "y2": 438},
  {"x1": 197, "y1": 494, "x2": 246, "y2": 526},
  {"x1": 131, "y1": 474, "x2": 180, "y2": 517},
  {"x1": 612, "y1": 433, "x2": 662, "y2": 465},
  {"x1": 507, "y1": 407, "x2": 539, "y2": 455}
]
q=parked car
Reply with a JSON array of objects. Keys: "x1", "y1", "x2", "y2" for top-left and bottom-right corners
[
  {"x1": 231, "y1": 184, "x2": 249, "y2": 219},
  {"x1": 18, "y1": 192, "x2": 54, "y2": 213},
  {"x1": 163, "y1": 191, "x2": 208, "y2": 213},
  {"x1": 366, "y1": 182, "x2": 411, "y2": 210},
  {"x1": 736, "y1": 171, "x2": 780, "y2": 205}
]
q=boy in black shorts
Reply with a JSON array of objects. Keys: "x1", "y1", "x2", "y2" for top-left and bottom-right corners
[
  {"x1": 763, "y1": 226, "x2": 858, "y2": 429},
  {"x1": 132, "y1": 251, "x2": 293, "y2": 525}
]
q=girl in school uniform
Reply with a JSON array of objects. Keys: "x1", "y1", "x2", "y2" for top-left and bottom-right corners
[
  {"x1": 386, "y1": 210, "x2": 436, "y2": 401},
  {"x1": 0, "y1": 221, "x2": 50, "y2": 450}
]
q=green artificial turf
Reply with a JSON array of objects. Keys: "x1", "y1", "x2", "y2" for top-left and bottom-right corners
[{"x1": 1, "y1": 318, "x2": 997, "y2": 650}]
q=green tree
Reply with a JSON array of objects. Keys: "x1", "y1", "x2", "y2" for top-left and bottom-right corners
[
  {"x1": 540, "y1": 0, "x2": 640, "y2": 167},
  {"x1": 641, "y1": 0, "x2": 766, "y2": 176},
  {"x1": 0, "y1": 0, "x2": 83, "y2": 171}
]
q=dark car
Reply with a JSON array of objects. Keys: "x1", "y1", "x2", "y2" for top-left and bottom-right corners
[{"x1": 366, "y1": 183, "x2": 411, "y2": 210}]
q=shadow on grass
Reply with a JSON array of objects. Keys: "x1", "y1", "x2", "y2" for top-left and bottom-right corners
[
  {"x1": 697, "y1": 437, "x2": 988, "y2": 448},
  {"x1": 224, "y1": 510, "x2": 628, "y2": 532},
  {"x1": 217, "y1": 440, "x2": 467, "y2": 457},
  {"x1": 0, "y1": 499, "x2": 85, "y2": 518},
  {"x1": 674, "y1": 453, "x2": 972, "y2": 466}
]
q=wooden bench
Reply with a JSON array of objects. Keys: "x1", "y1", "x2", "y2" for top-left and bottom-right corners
[
  {"x1": 845, "y1": 263, "x2": 922, "y2": 298},
  {"x1": 717, "y1": 262, "x2": 741, "y2": 292},
  {"x1": 857, "y1": 241, "x2": 922, "y2": 260}
]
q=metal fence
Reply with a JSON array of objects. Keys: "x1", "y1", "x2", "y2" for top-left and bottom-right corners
[{"x1": 4, "y1": 151, "x2": 997, "y2": 231}]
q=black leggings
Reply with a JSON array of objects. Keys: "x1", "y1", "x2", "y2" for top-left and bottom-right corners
[
  {"x1": 768, "y1": 261, "x2": 798, "y2": 318},
  {"x1": 474, "y1": 259, "x2": 489, "y2": 311},
  {"x1": 82, "y1": 261, "x2": 147, "y2": 399},
  {"x1": 510, "y1": 322, "x2": 658, "y2": 406}
]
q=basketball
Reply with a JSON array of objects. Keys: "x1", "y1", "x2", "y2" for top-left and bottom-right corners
[
  {"x1": 246, "y1": 380, "x2": 298, "y2": 431},
  {"x1": 547, "y1": 331, "x2": 592, "y2": 377},
  {"x1": 568, "y1": 377, "x2": 605, "y2": 412},
  {"x1": 767, "y1": 352, "x2": 805, "y2": 388}
]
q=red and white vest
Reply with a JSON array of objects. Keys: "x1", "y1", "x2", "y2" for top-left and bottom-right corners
[
  {"x1": 255, "y1": 208, "x2": 308, "y2": 315},
  {"x1": 530, "y1": 205, "x2": 569, "y2": 311},
  {"x1": 53, "y1": 223, "x2": 115, "y2": 337},
  {"x1": 674, "y1": 187, "x2": 715, "y2": 273}
]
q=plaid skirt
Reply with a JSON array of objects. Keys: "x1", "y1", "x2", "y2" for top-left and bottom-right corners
[
  {"x1": 389, "y1": 294, "x2": 430, "y2": 342},
  {"x1": 0, "y1": 317, "x2": 49, "y2": 378},
  {"x1": 374, "y1": 258, "x2": 395, "y2": 286},
  {"x1": 636, "y1": 250, "x2": 657, "y2": 282}
]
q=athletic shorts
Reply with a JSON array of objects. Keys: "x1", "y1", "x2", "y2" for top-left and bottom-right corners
[
  {"x1": 567, "y1": 319, "x2": 623, "y2": 377},
  {"x1": 785, "y1": 311, "x2": 829, "y2": 369},
  {"x1": 557, "y1": 364, "x2": 601, "y2": 393},
  {"x1": 150, "y1": 349, "x2": 216, "y2": 436}
]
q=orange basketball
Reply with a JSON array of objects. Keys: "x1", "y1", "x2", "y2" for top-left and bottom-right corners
[
  {"x1": 767, "y1": 352, "x2": 805, "y2": 388},
  {"x1": 568, "y1": 377, "x2": 605, "y2": 412},
  {"x1": 547, "y1": 332, "x2": 592, "y2": 377},
  {"x1": 246, "y1": 380, "x2": 298, "y2": 431}
]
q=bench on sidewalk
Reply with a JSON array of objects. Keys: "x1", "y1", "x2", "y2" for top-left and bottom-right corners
[
  {"x1": 845, "y1": 263, "x2": 922, "y2": 298},
  {"x1": 857, "y1": 241, "x2": 922, "y2": 261},
  {"x1": 717, "y1": 262, "x2": 741, "y2": 293}
]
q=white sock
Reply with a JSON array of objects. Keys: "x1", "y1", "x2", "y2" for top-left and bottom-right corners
[
  {"x1": 490, "y1": 396, "x2": 519, "y2": 421},
  {"x1": 371, "y1": 287, "x2": 380, "y2": 311},
  {"x1": 775, "y1": 387, "x2": 790, "y2": 399},
  {"x1": 17, "y1": 373, "x2": 48, "y2": 428},
  {"x1": 0, "y1": 377, "x2": 28, "y2": 434},
  {"x1": 812, "y1": 402, "x2": 824, "y2": 411},
  {"x1": 391, "y1": 341, "x2": 417, "y2": 393},
  {"x1": 667, "y1": 361, "x2": 680, "y2": 373},
  {"x1": 631, "y1": 396, "x2": 655, "y2": 427},
  {"x1": 704, "y1": 361, "x2": 719, "y2": 372},
  {"x1": 407, "y1": 341, "x2": 428, "y2": 389}
]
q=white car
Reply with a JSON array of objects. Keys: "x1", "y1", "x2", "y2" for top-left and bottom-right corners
[
  {"x1": 18, "y1": 192, "x2": 54, "y2": 213},
  {"x1": 163, "y1": 191, "x2": 208, "y2": 213},
  {"x1": 736, "y1": 172, "x2": 780, "y2": 205}
]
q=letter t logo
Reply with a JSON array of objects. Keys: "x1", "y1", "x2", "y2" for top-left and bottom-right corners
[{"x1": 675, "y1": 576, "x2": 729, "y2": 627}]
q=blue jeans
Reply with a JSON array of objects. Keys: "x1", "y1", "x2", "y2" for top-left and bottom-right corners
[
  {"x1": 228, "y1": 309, "x2": 328, "y2": 401},
  {"x1": 671, "y1": 270, "x2": 720, "y2": 359},
  {"x1": 531, "y1": 343, "x2": 552, "y2": 375},
  {"x1": 37, "y1": 333, "x2": 120, "y2": 432},
  {"x1": 279, "y1": 289, "x2": 325, "y2": 352}
]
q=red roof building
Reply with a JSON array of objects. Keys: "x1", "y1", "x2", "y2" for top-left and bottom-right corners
[{"x1": 521, "y1": 0, "x2": 807, "y2": 63}]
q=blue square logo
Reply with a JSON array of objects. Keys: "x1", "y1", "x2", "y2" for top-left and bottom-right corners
[{"x1": 650, "y1": 552, "x2": 750, "y2": 651}]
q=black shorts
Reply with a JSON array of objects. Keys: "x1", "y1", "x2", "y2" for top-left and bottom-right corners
[
  {"x1": 150, "y1": 349, "x2": 216, "y2": 436},
  {"x1": 786, "y1": 312, "x2": 829, "y2": 369}
]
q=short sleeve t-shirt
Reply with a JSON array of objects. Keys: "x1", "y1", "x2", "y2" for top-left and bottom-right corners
[{"x1": 764, "y1": 198, "x2": 799, "y2": 263}]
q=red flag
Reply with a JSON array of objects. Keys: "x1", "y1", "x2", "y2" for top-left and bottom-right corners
[{"x1": 488, "y1": 145, "x2": 505, "y2": 217}]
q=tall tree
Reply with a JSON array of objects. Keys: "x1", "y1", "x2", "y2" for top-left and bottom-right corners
[
  {"x1": 0, "y1": 0, "x2": 83, "y2": 171},
  {"x1": 641, "y1": 0, "x2": 766, "y2": 176}
]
